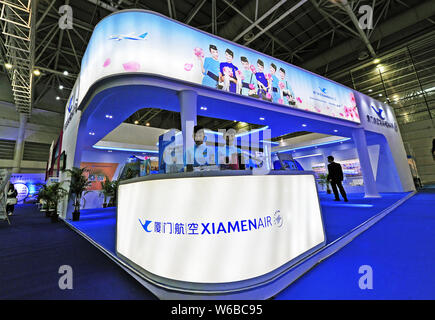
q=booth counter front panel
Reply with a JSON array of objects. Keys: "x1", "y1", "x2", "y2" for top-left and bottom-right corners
[{"x1": 116, "y1": 171, "x2": 326, "y2": 297}]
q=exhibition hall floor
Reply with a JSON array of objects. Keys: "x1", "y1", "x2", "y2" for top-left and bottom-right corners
[
  {"x1": 0, "y1": 204, "x2": 156, "y2": 300},
  {"x1": 2, "y1": 190, "x2": 434, "y2": 299}
]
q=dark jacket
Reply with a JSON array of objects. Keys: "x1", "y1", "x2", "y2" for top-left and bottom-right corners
[
  {"x1": 328, "y1": 162, "x2": 344, "y2": 181},
  {"x1": 7, "y1": 189, "x2": 18, "y2": 198}
]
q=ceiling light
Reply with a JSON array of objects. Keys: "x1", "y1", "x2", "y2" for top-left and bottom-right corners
[
  {"x1": 105, "y1": 114, "x2": 113, "y2": 119},
  {"x1": 59, "y1": 85, "x2": 64, "y2": 90},
  {"x1": 89, "y1": 132, "x2": 95, "y2": 136},
  {"x1": 33, "y1": 69, "x2": 41, "y2": 76},
  {"x1": 302, "y1": 124, "x2": 307, "y2": 127},
  {"x1": 373, "y1": 58, "x2": 380, "y2": 64},
  {"x1": 146, "y1": 122, "x2": 150, "y2": 126},
  {"x1": 368, "y1": 89, "x2": 373, "y2": 92},
  {"x1": 63, "y1": 70, "x2": 69, "y2": 76},
  {"x1": 134, "y1": 120, "x2": 139, "y2": 124},
  {"x1": 334, "y1": 129, "x2": 338, "y2": 133},
  {"x1": 259, "y1": 117, "x2": 265, "y2": 120},
  {"x1": 56, "y1": 96, "x2": 60, "y2": 100},
  {"x1": 379, "y1": 93, "x2": 382, "y2": 97},
  {"x1": 5, "y1": 63, "x2": 12, "y2": 69}
]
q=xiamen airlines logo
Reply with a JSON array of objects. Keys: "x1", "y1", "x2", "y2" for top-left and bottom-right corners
[
  {"x1": 367, "y1": 104, "x2": 398, "y2": 132},
  {"x1": 319, "y1": 87, "x2": 327, "y2": 94},
  {"x1": 371, "y1": 104, "x2": 385, "y2": 120},
  {"x1": 138, "y1": 219, "x2": 153, "y2": 232},
  {"x1": 138, "y1": 213, "x2": 284, "y2": 236}
]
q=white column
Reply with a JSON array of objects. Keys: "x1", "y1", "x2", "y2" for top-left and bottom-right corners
[
  {"x1": 352, "y1": 128, "x2": 380, "y2": 198},
  {"x1": 178, "y1": 90, "x2": 197, "y2": 164},
  {"x1": 12, "y1": 113, "x2": 28, "y2": 173}
]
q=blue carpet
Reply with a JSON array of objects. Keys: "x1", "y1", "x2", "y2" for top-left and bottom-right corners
[
  {"x1": 275, "y1": 189, "x2": 435, "y2": 299},
  {"x1": 0, "y1": 204, "x2": 156, "y2": 300},
  {"x1": 319, "y1": 192, "x2": 410, "y2": 243}
]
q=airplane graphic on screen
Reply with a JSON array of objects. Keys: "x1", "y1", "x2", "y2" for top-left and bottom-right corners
[{"x1": 108, "y1": 32, "x2": 148, "y2": 41}]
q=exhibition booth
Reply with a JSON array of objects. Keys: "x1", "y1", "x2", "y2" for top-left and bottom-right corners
[{"x1": 57, "y1": 10, "x2": 414, "y2": 299}]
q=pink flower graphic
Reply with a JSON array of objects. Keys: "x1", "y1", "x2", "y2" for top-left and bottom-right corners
[
  {"x1": 236, "y1": 69, "x2": 244, "y2": 80},
  {"x1": 184, "y1": 63, "x2": 193, "y2": 71},
  {"x1": 265, "y1": 73, "x2": 272, "y2": 80},
  {"x1": 278, "y1": 98, "x2": 284, "y2": 104},
  {"x1": 103, "y1": 58, "x2": 111, "y2": 68},
  {"x1": 350, "y1": 92, "x2": 356, "y2": 107},
  {"x1": 122, "y1": 61, "x2": 140, "y2": 72},
  {"x1": 250, "y1": 64, "x2": 257, "y2": 73},
  {"x1": 249, "y1": 84, "x2": 255, "y2": 90},
  {"x1": 297, "y1": 97, "x2": 303, "y2": 103},
  {"x1": 193, "y1": 47, "x2": 204, "y2": 58},
  {"x1": 266, "y1": 92, "x2": 272, "y2": 100},
  {"x1": 278, "y1": 81, "x2": 285, "y2": 90}
]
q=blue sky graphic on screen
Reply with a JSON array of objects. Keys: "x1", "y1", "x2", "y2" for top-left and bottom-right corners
[{"x1": 78, "y1": 11, "x2": 360, "y2": 123}]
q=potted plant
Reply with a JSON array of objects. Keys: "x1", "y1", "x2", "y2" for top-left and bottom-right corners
[
  {"x1": 36, "y1": 184, "x2": 50, "y2": 215},
  {"x1": 100, "y1": 176, "x2": 113, "y2": 208},
  {"x1": 65, "y1": 167, "x2": 91, "y2": 221},
  {"x1": 318, "y1": 173, "x2": 332, "y2": 194},
  {"x1": 108, "y1": 179, "x2": 120, "y2": 207},
  {"x1": 46, "y1": 182, "x2": 68, "y2": 223}
]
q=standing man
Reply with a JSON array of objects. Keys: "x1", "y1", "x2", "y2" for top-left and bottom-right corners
[
  {"x1": 327, "y1": 156, "x2": 348, "y2": 202},
  {"x1": 269, "y1": 63, "x2": 280, "y2": 103},
  {"x1": 198, "y1": 44, "x2": 220, "y2": 89}
]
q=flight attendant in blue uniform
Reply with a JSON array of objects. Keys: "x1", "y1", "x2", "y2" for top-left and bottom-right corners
[
  {"x1": 219, "y1": 49, "x2": 238, "y2": 93},
  {"x1": 198, "y1": 44, "x2": 220, "y2": 89},
  {"x1": 278, "y1": 67, "x2": 296, "y2": 106},
  {"x1": 255, "y1": 59, "x2": 268, "y2": 99},
  {"x1": 270, "y1": 63, "x2": 280, "y2": 103},
  {"x1": 239, "y1": 56, "x2": 256, "y2": 96}
]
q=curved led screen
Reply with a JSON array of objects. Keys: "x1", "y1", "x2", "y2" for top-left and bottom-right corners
[{"x1": 77, "y1": 10, "x2": 360, "y2": 123}]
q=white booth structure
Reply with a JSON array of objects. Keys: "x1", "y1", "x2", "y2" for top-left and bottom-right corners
[{"x1": 59, "y1": 10, "x2": 415, "y2": 299}]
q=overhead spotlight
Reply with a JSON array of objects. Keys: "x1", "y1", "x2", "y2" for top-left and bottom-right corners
[
  {"x1": 379, "y1": 93, "x2": 383, "y2": 97},
  {"x1": 33, "y1": 69, "x2": 41, "y2": 76},
  {"x1": 373, "y1": 58, "x2": 380, "y2": 64},
  {"x1": 56, "y1": 96, "x2": 60, "y2": 100},
  {"x1": 63, "y1": 70, "x2": 69, "y2": 76},
  {"x1": 233, "y1": 120, "x2": 237, "y2": 122},
  {"x1": 89, "y1": 132, "x2": 95, "y2": 136},
  {"x1": 302, "y1": 124, "x2": 307, "y2": 127},
  {"x1": 134, "y1": 120, "x2": 139, "y2": 124},
  {"x1": 376, "y1": 65, "x2": 384, "y2": 72},
  {"x1": 368, "y1": 89, "x2": 373, "y2": 92},
  {"x1": 146, "y1": 122, "x2": 150, "y2": 126},
  {"x1": 105, "y1": 114, "x2": 113, "y2": 119},
  {"x1": 259, "y1": 117, "x2": 265, "y2": 120},
  {"x1": 59, "y1": 85, "x2": 64, "y2": 90},
  {"x1": 5, "y1": 63, "x2": 13, "y2": 69},
  {"x1": 334, "y1": 129, "x2": 338, "y2": 133}
]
